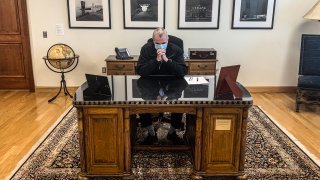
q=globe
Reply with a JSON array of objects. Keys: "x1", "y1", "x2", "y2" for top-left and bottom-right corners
[
  {"x1": 46, "y1": 44, "x2": 76, "y2": 70},
  {"x1": 43, "y1": 43, "x2": 79, "y2": 103}
]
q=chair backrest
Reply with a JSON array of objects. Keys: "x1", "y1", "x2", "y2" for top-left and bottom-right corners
[
  {"x1": 147, "y1": 35, "x2": 184, "y2": 52},
  {"x1": 299, "y1": 34, "x2": 320, "y2": 76}
]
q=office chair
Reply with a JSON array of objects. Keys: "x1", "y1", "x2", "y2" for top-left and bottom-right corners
[{"x1": 296, "y1": 34, "x2": 320, "y2": 112}]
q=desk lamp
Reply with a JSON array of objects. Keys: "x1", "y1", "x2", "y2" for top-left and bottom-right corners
[{"x1": 304, "y1": 1, "x2": 320, "y2": 20}]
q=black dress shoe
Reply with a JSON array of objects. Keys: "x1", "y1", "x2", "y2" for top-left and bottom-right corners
[
  {"x1": 167, "y1": 132, "x2": 184, "y2": 145},
  {"x1": 141, "y1": 133, "x2": 158, "y2": 145}
]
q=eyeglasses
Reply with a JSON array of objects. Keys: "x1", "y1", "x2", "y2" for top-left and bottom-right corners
[{"x1": 154, "y1": 42, "x2": 167, "y2": 45}]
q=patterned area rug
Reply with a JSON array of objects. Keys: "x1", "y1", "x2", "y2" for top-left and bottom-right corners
[{"x1": 9, "y1": 106, "x2": 320, "y2": 179}]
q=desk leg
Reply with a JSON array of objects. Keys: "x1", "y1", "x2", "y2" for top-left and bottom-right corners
[
  {"x1": 77, "y1": 108, "x2": 87, "y2": 176},
  {"x1": 192, "y1": 175, "x2": 203, "y2": 180},
  {"x1": 124, "y1": 108, "x2": 135, "y2": 179},
  {"x1": 78, "y1": 173, "x2": 89, "y2": 180},
  {"x1": 192, "y1": 108, "x2": 203, "y2": 179},
  {"x1": 238, "y1": 108, "x2": 249, "y2": 178},
  {"x1": 236, "y1": 174, "x2": 248, "y2": 180}
]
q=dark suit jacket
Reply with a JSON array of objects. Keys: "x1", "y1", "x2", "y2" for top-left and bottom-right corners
[{"x1": 137, "y1": 42, "x2": 187, "y2": 78}]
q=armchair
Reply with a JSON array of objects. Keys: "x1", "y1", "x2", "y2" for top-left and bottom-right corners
[{"x1": 296, "y1": 34, "x2": 320, "y2": 112}]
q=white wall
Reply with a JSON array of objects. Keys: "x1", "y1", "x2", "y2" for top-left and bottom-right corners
[{"x1": 27, "y1": 0, "x2": 320, "y2": 87}]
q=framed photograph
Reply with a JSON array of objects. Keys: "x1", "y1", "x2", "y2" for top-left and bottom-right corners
[
  {"x1": 232, "y1": 0, "x2": 276, "y2": 29},
  {"x1": 123, "y1": 0, "x2": 165, "y2": 29},
  {"x1": 178, "y1": 0, "x2": 221, "y2": 29},
  {"x1": 67, "y1": 0, "x2": 111, "y2": 29}
]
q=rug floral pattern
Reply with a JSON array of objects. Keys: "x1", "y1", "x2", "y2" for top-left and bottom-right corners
[{"x1": 10, "y1": 106, "x2": 320, "y2": 179}]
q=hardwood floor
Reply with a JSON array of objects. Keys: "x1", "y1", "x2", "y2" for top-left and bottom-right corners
[
  {"x1": 0, "y1": 89, "x2": 75, "y2": 179},
  {"x1": 0, "y1": 90, "x2": 319, "y2": 179},
  {"x1": 251, "y1": 92, "x2": 320, "y2": 161}
]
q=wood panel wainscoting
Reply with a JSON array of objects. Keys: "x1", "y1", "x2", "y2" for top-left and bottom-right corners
[{"x1": 0, "y1": 0, "x2": 34, "y2": 91}]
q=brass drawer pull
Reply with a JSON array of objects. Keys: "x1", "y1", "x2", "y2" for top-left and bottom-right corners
[
  {"x1": 198, "y1": 64, "x2": 208, "y2": 69},
  {"x1": 115, "y1": 64, "x2": 125, "y2": 69},
  {"x1": 199, "y1": 53, "x2": 209, "y2": 59}
]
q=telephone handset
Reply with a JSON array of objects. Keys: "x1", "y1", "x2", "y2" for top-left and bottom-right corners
[{"x1": 115, "y1": 47, "x2": 133, "y2": 60}]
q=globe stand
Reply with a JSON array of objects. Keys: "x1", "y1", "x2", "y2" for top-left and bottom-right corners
[
  {"x1": 43, "y1": 55, "x2": 79, "y2": 103},
  {"x1": 48, "y1": 71, "x2": 73, "y2": 102}
]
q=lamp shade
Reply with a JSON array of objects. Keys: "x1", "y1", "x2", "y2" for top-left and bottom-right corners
[{"x1": 304, "y1": 1, "x2": 320, "y2": 20}]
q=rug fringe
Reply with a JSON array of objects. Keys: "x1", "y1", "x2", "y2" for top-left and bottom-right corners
[
  {"x1": 256, "y1": 105, "x2": 320, "y2": 168},
  {"x1": 5, "y1": 106, "x2": 74, "y2": 180}
]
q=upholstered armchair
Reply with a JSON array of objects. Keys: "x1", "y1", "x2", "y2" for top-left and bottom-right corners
[{"x1": 296, "y1": 34, "x2": 320, "y2": 112}]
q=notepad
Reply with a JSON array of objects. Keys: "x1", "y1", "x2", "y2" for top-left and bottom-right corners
[{"x1": 184, "y1": 76, "x2": 209, "y2": 85}]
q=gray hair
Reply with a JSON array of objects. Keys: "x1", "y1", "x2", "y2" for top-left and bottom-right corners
[{"x1": 152, "y1": 27, "x2": 168, "y2": 39}]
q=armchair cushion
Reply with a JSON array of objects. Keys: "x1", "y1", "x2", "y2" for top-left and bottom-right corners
[
  {"x1": 298, "y1": 75, "x2": 320, "y2": 89},
  {"x1": 300, "y1": 59, "x2": 320, "y2": 76}
]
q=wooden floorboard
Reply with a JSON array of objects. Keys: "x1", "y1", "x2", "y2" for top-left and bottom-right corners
[
  {"x1": 251, "y1": 93, "x2": 320, "y2": 161},
  {"x1": 0, "y1": 89, "x2": 75, "y2": 179},
  {"x1": 0, "y1": 90, "x2": 319, "y2": 179}
]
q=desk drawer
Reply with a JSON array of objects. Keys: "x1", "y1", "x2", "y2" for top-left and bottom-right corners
[
  {"x1": 189, "y1": 62, "x2": 215, "y2": 71},
  {"x1": 107, "y1": 70, "x2": 135, "y2": 75},
  {"x1": 107, "y1": 62, "x2": 135, "y2": 71},
  {"x1": 189, "y1": 70, "x2": 215, "y2": 75}
]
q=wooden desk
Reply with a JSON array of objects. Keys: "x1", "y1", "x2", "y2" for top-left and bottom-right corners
[
  {"x1": 105, "y1": 55, "x2": 218, "y2": 75},
  {"x1": 74, "y1": 75, "x2": 252, "y2": 179}
]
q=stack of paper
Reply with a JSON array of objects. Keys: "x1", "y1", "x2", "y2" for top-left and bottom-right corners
[{"x1": 184, "y1": 76, "x2": 209, "y2": 85}]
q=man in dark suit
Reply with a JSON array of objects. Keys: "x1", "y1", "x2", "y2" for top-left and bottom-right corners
[{"x1": 136, "y1": 27, "x2": 187, "y2": 145}]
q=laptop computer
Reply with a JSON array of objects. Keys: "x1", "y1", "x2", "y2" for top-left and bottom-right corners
[{"x1": 84, "y1": 74, "x2": 112, "y2": 100}]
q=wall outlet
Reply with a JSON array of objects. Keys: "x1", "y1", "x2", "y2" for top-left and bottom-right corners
[
  {"x1": 102, "y1": 67, "x2": 106, "y2": 73},
  {"x1": 43, "y1": 31, "x2": 47, "y2": 38}
]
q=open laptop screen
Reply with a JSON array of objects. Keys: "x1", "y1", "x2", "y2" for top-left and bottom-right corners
[{"x1": 84, "y1": 74, "x2": 111, "y2": 100}]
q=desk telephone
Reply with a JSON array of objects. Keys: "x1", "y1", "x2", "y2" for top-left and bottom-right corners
[{"x1": 115, "y1": 47, "x2": 133, "y2": 60}]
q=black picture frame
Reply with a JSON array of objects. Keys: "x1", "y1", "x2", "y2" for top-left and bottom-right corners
[
  {"x1": 178, "y1": 0, "x2": 221, "y2": 29},
  {"x1": 67, "y1": 0, "x2": 111, "y2": 29},
  {"x1": 232, "y1": 0, "x2": 276, "y2": 29},
  {"x1": 123, "y1": 0, "x2": 165, "y2": 29}
]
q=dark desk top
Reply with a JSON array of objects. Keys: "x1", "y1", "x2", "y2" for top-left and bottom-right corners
[{"x1": 73, "y1": 75, "x2": 252, "y2": 107}]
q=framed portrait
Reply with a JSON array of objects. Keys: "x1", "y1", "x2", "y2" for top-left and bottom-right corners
[
  {"x1": 178, "y1": 0, "x2": 221, "y2": 29},
  {"x1": 232, "y1": 0, "x2": 276, "y2": 29},
  {"x1": 123, "y1": 0, "x2": 165, "y2": 29},
  {"x1": 67, "y1": 0, "x2": 111, "y2": 29}
]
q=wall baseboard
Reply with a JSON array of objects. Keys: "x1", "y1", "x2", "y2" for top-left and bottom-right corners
[
  {"x1": 35, "y1": 86, "x2": 78, "y2": 92},
  {"x1": 247, "y1": 86, "x2": 296, "y2": 93}
]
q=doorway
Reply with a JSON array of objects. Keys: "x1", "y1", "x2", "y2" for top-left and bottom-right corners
[{"x1": 0, "y1": 0, "x2": 34, "y2": 91}]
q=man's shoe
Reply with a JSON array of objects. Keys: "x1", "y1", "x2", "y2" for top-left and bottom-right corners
[
  {"x1": 141, "y1": 133, "x2": 158, "y2": 145},
  {"x1": 167, "y1": 132, "x2": 184, "y2": 145}
]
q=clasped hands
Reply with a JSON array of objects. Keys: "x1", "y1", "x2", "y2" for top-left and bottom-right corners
[
  {"x1": 156, "y1": 49, "x2": 168, "y2": 62},
  {"x1": 157, "y1": 95, "x2": 168, "y2": 100}
]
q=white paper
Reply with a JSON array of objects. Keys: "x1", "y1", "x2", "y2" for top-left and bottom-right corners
[
  {"x1": 55, "y1": 24, "x2": 64, "y2": 36},
  {"x1": 184, "y1": 76, "x2": 209, "y2": 85}
]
